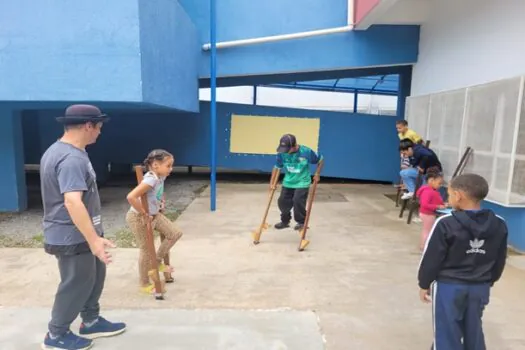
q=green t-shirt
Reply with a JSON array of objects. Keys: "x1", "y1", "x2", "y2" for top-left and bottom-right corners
[{"x1": 275, "y1": 145, "x2": 323, "y2": 188}]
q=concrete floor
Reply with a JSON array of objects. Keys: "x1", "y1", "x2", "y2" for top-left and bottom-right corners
[
  {"x1": 1, "y1": 183, "x2": 524, "y2": 349},
  {"x1": 0, "y1": 308, "x2": 324, "y2": 350}
]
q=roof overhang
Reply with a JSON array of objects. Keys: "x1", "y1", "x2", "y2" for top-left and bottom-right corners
[{"x1": 354, "y1": 0, "x2": 430, "y2": 30}]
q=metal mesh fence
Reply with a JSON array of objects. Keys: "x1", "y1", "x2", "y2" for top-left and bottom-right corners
[
  {"x1": 405, "y1": 95, "x2": 430, "y2": 138},
  {"x1": 405, "y1": 75, "x2": 525, "y2": 206},
  {"x1": 427, "y1": 90, "x2": 466, "y2": 183},
  {"x1": 511, "y1": 87, "x2": 525, "y2": 203}
]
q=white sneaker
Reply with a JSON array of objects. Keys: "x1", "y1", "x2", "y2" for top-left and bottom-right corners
[{"x1": 401, "y1": 192, "x2": 414, "y2": 200}]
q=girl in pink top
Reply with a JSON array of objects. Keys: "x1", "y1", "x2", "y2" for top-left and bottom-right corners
[{"x1": 416, "y1": 171, "x2": 447, "y2": 251}]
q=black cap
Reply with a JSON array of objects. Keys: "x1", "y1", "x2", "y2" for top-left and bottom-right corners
[
  {"x1": 276, "y1": 133, "x2": 297, "y2": 153},
  {"x1": 56, "y1": 104, "x2": 110, "y2": 125}
]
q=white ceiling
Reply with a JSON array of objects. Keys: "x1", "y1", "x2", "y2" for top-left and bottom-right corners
[{"x1": 375, "y1": 0, "x2": 431, "y2": 25}]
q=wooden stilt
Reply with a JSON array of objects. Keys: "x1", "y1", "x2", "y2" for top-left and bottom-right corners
[
  {"x1": 252, "y1": 167, "x2": 281, "y2": 244},
  {"x1": 298, "y1": 161, "x2": 323, "y2": 252},
  {"x1": 134, "y1": 166, "x2": 165, "y2": 300}
]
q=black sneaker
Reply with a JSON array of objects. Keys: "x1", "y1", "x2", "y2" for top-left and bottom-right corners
[
  {"x1": 274, "y1": 222, "x2": 290, "y2": 229},
  {"x1": 294, "y1": 223, "x2": 304, "y2": 231}
]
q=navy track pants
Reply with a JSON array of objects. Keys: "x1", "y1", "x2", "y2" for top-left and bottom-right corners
[{"x1": 430, "y1": 281, "x2": 490, "y2": 350}]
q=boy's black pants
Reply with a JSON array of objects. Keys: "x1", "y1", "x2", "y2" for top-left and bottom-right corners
[
  {"x1": 431, "y1": 281, "x2": 490, "y2": 350},
  {"x1": 278, "y1": 186, "x2": 309, "y2": 225}
]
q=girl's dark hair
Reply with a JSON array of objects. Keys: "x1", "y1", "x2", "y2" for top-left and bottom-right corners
[
  {"x1": 143, "y1": 149, "x2": 174, "y2": 169},
  {"x1": 426, "y1": 170, "x2": 443, "y2": 180}
]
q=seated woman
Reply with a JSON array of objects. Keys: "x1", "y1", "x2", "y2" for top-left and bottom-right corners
[{"x1": 398, "y1": 138, "x2": 442, "y2": 200}]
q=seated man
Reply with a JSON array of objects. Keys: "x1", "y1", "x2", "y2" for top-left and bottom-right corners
[{"x1": 399, "y1": 138, "x2": 442, "y2": 200}]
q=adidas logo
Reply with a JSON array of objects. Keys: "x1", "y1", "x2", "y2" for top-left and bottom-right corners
[{"x1": 466, "y1": 238, "x2": 486, "y2": 255}]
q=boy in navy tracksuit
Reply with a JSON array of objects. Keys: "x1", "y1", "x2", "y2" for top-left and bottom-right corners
[{"x1": 418, "y1": 173, "x2": 508, "y2": 350}]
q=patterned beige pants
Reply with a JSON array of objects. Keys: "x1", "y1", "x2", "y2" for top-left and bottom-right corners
[{"x1": 126, "y1": 210, "x2": 183, "y2": 285}]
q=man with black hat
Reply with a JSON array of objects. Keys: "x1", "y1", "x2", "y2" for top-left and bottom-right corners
[
  {"x1": 274, "y1": 133, "x2": 324, "y2": 231},
  {"x1": 40, "y1": 105, "x2": 126, "y2": 350}
]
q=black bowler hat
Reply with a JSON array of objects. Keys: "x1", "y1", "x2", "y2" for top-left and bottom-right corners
[
  {"x1": 56, "y1": 104, "x2": 110, "y2": 125},
  {"x1": 276, "y1": 133, "x2": 297, "y2": 153}
]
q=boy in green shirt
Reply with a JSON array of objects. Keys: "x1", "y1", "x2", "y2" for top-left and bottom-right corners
[{"x1": 274, "y1": 134, "x2": 323, "y2": 230}]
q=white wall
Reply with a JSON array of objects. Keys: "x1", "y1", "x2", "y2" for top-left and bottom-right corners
[
  {"x1": 411, "y1": 0, "x2": 525, "y2": 95},
  {"x1": 409, "y1": 0, "x2": 525, "y2": 205}
]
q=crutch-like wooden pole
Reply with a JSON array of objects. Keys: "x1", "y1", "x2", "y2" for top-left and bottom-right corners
[
  {"x1": 134, "y1": 165, "x2": 165, "y2": 300},
  {"x1": 252, "y1": 167, "x2": 281, "y2": 244},
  {"x1": 159, "y1": 195, "x2": 174, "y2": 283},
  {"x1": 298, "y1": 160, "x2": 323, "y2": 251},
  {"x1": 268, "y1": 167, "x2": 279, "y2": 193}
]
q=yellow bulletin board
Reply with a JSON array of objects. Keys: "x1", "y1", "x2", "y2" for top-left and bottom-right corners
[{"x1": 229, "y1": 114, "x2": 320, "y2": 155}]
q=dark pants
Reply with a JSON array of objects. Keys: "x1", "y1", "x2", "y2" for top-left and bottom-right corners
[
  {"x1": 49, "y1": 252, "x2": 106, "y2": 336},
  {"x1": 431, "y1": 281, "x2": 490, "y2": 350},
  {"x1": 278, "y1": 186, "x2": 309, "y2": 224}
]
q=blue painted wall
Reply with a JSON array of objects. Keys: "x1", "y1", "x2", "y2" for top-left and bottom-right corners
[
  {"x1": 0, "y1": 0, "x2": 417, "y2": 102},
  {"x1": 138, "y1": 0, "x2": 200, "y2": 111},
  {"x1": 0, "y1": 109, "x2": 27, "y2": 211},
  {"x1": 482, "y1": 201, "x2": 525, "y2": 252},
  {"x1": 26, "y1": 103, "x2": 400, "y2": 183},
  {"x1": 201, "y1": 25, "x2": 420, "y2": 79},
  {"x1": 0, "y1": 0, "x2": 199, "y2": 112},
  {"x1": 178, "y1": 0, "x2": 420, "y2": 78},
  {"x1": 15, "y1": 104, "x2": 525, "y2": 251},
  {"x1": 0, "y1": 0, "x2": 142, "y2": 102},
  {"x1": 179, "y1": 0, "x2": 349, "y2": 43}
]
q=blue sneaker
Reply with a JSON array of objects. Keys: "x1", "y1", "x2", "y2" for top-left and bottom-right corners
[
  {"x1": 41, "y1": 331, "x2": 93, "y2": 350},
  {"x1": 79, "y1": 316, "x2": 126, "y2": 339}
]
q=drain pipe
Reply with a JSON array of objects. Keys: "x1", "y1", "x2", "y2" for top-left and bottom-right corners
[{"x1": 202, "y1": 0, "x2": 354, "y2": 51}]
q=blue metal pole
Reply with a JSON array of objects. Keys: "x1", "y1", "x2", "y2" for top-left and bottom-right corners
[{"x1": 210, "y1": 0, "x2": 217, "y2": 211}]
